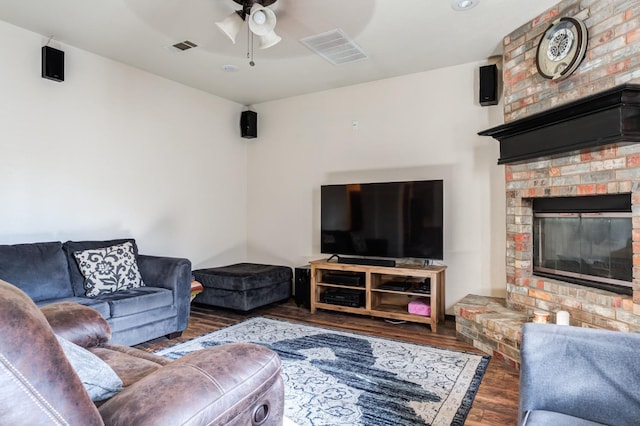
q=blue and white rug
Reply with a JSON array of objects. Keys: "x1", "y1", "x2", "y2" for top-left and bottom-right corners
[{"x1": 155, "y1": 317, "x2": 489, "y2": 426}]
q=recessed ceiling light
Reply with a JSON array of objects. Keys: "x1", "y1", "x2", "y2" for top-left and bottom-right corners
[
  {"x1": 451, "y1": 0, "x2": 479, "y2": 11},
  {"x1": 221, "y1": 64, "x2": 239, "y2": 72}
]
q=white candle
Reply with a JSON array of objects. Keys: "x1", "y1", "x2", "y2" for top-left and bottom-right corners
[{"x1": 556, "y1": 310, "x2": 570, "y2": 325}]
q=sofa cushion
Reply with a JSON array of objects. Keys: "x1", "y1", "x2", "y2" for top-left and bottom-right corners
[
  {"x1": 0, "y1": 241, "x2": 73, "y2": 302},
  {"x1": 523, "y1": 410, "x2": 606, "y2": 426},
  {"x1": 90, "y1": 345, "x2": 168, "y2": 387},
  {"x1": 95, "y1": 287, "x2": 173, "y2": 318},
  {"x1": 63, "y1": 239, "x2": 139, "y2": 297},
  {"x1": 56, "y1": 334, "x2": 123, "y2": 402},
  {"x1": 73, "y1": 242, "x2": 145, "y2": 297},
  {"x1": 107, "y1": 305, "x2": 178, "y2": 336}
]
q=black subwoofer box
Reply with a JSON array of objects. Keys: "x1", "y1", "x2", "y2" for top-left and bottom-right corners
[{"x1": 294, "y1": 266, "x2": 311, "y2": 308}]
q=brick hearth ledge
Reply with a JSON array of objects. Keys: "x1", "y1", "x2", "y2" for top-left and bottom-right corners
[{"x1": 455, "y1": 295, "x2": 528, "y2": 369}]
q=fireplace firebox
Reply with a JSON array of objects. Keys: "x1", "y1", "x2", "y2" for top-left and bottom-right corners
[{"x1": 532, "y1": 194, "x2": 632, "y2": 294}]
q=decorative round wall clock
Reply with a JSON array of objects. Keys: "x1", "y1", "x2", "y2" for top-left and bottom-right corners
[{"x1": 536, "y1": 17, "x2": 588, "y2": 80}]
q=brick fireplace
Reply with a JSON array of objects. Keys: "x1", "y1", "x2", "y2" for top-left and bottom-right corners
[
  {"x1": 487, "y1": 85, "x2": 640, "y2": 333},
  {"x1": 456, "y1": 87, "x2": 640, "y2": 368},
  {"x1": 455, "y1": 0, "x2": 640, "y2": 368}
]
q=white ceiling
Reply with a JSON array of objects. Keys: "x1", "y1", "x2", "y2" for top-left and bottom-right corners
[{"x1": 0, "y1": 0, "x2": 559, "y2": 105}]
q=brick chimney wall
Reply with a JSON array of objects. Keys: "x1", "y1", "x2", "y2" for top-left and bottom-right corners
[
  {"x1": 500, "y1": 0, "x2": 640, "y2": 331},
  {"x1": 503, "y1": 0, "x2": 640, "y2": 123}
]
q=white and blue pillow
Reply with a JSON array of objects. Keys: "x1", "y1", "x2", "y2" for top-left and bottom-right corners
[
  {"x1": 56, "y1": 335, "x2": 123, "y2": 401},
  {"x1": 73, "y1": 242, "x2": 144, "y2": 297}
]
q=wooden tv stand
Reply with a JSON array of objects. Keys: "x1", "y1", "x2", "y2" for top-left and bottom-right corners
[{"x1": 309, "y1": 259, "x2": 446, "y2": 332}]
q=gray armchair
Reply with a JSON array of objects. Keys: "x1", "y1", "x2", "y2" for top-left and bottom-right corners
[{"x1": 519, "y1": 323, "x2": 640, "y2": 425}]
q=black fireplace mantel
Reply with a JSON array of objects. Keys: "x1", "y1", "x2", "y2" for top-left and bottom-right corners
[{"x1": 479, "y1": 84, "x2": 640, "y2": 164}]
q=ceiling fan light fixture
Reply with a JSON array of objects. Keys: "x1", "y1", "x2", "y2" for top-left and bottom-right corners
[
  {"x1": 257, "y1": 31, "x2": 282, "y2": 49},
  {"x1": 252, "y1": 10, "x2": 266, "y2": 25},
  {"x1": 216, "y1": 12, "x2": 244, "y2": 43},
  {"x1": 248, "y1": 3, "x2": 277, "y2": 37},
  {"x1": 217, "y1": 0, "x2": 280, "y2": 64}
]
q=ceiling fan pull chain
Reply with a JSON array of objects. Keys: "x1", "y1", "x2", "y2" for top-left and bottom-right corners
[{"x1": 248, "y1": 24, "x2": 255, "y2": 66}]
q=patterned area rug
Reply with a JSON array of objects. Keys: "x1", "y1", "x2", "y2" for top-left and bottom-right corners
[{"x1": 155, "y1": 317, "x2": 489, "y2": 426}]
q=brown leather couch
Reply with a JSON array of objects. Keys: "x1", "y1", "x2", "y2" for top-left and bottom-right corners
[{"x1": 0, "y1": 279, "x2": 284, "y2": 425}]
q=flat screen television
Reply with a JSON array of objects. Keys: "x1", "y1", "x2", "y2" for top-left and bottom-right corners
[{"x1": 321, "y1": 180, "x2": 444, "y2": 261}]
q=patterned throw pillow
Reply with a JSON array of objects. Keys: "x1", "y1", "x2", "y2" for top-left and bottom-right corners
[{"x1": 73, "y1": 242, "x2": 145, "y2": 297}]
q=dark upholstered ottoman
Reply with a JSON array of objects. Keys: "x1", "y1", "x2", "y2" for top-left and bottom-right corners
[{"x1": 193, "y1": 263, "x2": 292, "y2": 311}]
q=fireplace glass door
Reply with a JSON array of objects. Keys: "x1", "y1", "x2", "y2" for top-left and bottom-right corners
[{"x1": 533, "y1": 212, "x2": 632, "y2": 288}]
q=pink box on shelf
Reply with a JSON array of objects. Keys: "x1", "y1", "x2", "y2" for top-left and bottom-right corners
[{"x1": 408, "y1": 298, "x2": 431, "y2": 316}]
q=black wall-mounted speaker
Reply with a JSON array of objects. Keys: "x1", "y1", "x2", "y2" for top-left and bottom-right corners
[
  {"x1": 479, "y1": 64, "x2": 498, "y2": 106},
  {"x1": 240, "y1": 110, "x2": 257, "y2": 139},
  {"x1": 42, "y1": 46, "x2": 64, "y2": 82}
]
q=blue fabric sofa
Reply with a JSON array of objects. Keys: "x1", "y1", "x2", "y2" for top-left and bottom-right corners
[
  {"x1": 519, "y1": 323, "x2": 640, "y2": 426},
  {"x1": 0, "y1": 238, "x2": 191, "y2": 346}
]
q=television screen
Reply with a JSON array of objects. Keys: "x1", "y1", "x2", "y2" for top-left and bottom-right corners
[{"x1": 321, "y1": 180, "x2": 444, "y2": 260}]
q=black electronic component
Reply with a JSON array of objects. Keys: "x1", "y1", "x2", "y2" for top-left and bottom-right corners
[
  {"x1": 322, "y1": 272, "x2": 364, "y2": 287},
  {"x1": 240, "y1": 110, "x2": 257, "y2": 138},
  {"x1": 294, "y1": 266, "x2": 311, "y2": 308},
  {"x1": 479, "y1": 64, "x2": 498, "y2": 106},
  {"x1": 42, "y1": 46, "x2": 64, "y2": 82},
  {"x1": 321, "y1": 288, "x2": 365, "y2": 307}
]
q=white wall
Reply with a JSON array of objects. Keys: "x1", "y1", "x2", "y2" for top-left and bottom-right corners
[
  {"x1": 247, "y1": 62, "x2": 506, "y2": 312},
  {"x1": 0, "y1": 20, "x2": 247, "y2": 267},
  {"x1": 0, "y1": 19, "x2": 508, "y2": 312}
]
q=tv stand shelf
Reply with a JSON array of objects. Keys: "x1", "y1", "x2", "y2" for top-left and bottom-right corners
[{"x1": 309, "y1": 259, "x2": 446, "y2": 332}]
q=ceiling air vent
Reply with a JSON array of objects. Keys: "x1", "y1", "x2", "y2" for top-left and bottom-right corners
[
  {"x1": 171, "y1": 40, "x2": 198, "y2": 51},
  {"x1": 300, "y1": 29, "x2": 367, "y2": 65}
]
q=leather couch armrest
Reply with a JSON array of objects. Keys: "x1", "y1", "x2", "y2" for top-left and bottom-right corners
[
  {"x1": 137, "y1": 255, "x2": 192, "y2": 331},
  {"x1": 99, "y1": 343, "x2": 284, "y2": 426},
  {"x1": 40, "y1": 302, "x2": 111, "y2": 348}
]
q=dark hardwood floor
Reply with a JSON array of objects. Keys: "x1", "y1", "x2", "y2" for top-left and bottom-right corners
[{"x1": 136, "y1": 299, "x2": 520, "y2": 425}]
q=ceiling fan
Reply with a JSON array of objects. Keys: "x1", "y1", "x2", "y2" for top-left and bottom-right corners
[{"x1": 216, "y1": 0, "x2": 281, "y2": 50}]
